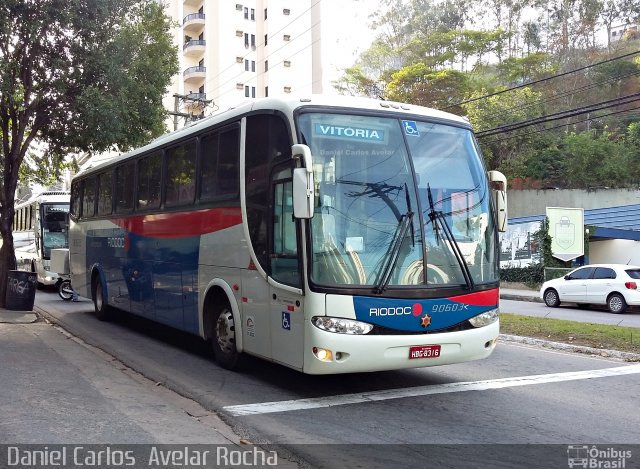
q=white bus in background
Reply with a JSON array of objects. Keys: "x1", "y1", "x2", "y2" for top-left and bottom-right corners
[
  {"x1": 13, "y1": 191, "x2": 71, "y2": 286},
  {"x1": 69, "y1": 96, "x2": 507, "y2": 374}
]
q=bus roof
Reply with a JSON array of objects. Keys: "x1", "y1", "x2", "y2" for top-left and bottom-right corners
[
  {"x1": 15, "y1": 191, "x2": 71, "y2": 209},
  {"x1": 75, "y1": 95, "x2": 471, "y2": 179}
]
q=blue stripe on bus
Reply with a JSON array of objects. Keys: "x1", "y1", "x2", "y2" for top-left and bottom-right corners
[
  {"x1": 353, "y1": 293, "x2": 497, "y2": 332},
  {"x1": 86, "y1": 228, "x2": 201, "y2": 333}
]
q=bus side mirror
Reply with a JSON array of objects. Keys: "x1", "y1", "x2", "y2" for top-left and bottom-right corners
[
  {"x1": 488, "y1": 170, "x2": 507, "y2": 232},
  {"x1": 292, "y1": 144, "x2": 314, "y2": 219}
]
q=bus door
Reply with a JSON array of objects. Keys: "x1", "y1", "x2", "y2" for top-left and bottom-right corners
[{"x1": 268, "y1": 166, "x2": 304, "y2": 369}]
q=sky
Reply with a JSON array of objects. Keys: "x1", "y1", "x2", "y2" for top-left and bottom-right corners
[{"x1": 320, "y1": 0, "x2": 382, "y2": 92}]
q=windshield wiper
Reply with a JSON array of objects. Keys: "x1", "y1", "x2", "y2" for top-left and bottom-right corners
[
  {"x1": 374, "y1": 210, "x2": 414, "y2": 294},
  {"x1": 425, "y1": 184, "x2": 474, "y2": 290}
]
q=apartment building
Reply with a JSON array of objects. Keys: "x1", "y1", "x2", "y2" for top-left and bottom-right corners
[
  {"x1": 610, "y1": 23, "x2": 639, "y2": 43},
  {"x1": 164, "y1": 0, "x2": 322, "y2": 130}
]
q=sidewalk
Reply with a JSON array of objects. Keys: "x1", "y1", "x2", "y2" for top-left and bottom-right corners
[
  {"x1": 500, "y1": 287, "x2": 542, "y2": 303},
  {"x1": 0, "y1": 306, "x2": 241, "y2": 444},
  {"x1": 0, "y1": 309, "x2": 38, "y2": 324}
]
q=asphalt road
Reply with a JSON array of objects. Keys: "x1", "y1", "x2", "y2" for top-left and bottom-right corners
[{"x1": 25, "y1": 289, "x2": 640, "y2": 469}]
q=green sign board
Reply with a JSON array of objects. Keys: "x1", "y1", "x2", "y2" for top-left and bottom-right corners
[{"x1": 546, "y1": 207, "x2": 584, "y2": 262}]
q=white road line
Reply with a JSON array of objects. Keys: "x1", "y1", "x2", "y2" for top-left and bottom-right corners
[{"x1": 224, "y1": 364, "x2": 640, "y2": 416}]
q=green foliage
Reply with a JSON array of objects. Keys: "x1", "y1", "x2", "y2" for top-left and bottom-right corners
[
  {"x1": 500, "y1": 313, "x2": 640, "y2": 354},
  {"x1": 337, "y1": 1, "x2": 640, "y2": 188},
  {"x1": 333, "y1": 64, "x2": 384, "y2": 98},
  {"x1": 500, "y1": 263, "x2": 545, "y2": 286},
  {"x1": 561, "y1": 132, "x2": 636, "y2": 188},
  {"x1": 463, "y1": 87, "x2": 543, "y2": 169},
  {"x1": 386, "y1": 66, "x2": 469, "y2": 111},
  {"x1": 0, "y1": 0, "x2": 178, "y2": 307}
]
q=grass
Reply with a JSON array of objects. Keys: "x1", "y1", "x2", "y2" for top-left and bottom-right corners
[{"x1": 499, "y1": 313, "x2": 640, "y2": 355}]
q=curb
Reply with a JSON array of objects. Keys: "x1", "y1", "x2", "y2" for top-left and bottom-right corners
[
  {"x1": 500, "y1": 294, "x2": 543, "y2": 303},
  {"x1": 500, "y1": 334, "x2": 640, "y2": 362}
]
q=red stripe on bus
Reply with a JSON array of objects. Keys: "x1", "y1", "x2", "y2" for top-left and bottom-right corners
[
  {"x1": 112, "y1": 207, "x2": 242, "y2": 239},
  {"x1": 449, "y1": 288, "x2": 498, "y2": 306}
]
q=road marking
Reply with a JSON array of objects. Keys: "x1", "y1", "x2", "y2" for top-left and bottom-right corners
[{"x1": 224, "y1": 364, "x2": 640, "y2": 416}]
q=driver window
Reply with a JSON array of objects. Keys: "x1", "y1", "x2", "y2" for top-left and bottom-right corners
[{"x1": 271, "y1": 167, "x2": 300, "y2": 287}]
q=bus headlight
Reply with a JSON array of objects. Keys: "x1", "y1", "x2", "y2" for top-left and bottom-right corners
[
  {"x1": 468, "y1": 309, "x2": 499, "y2": 328},
  {"x1": 312, "y1": 316, "x2": 373, "y2": 335}
]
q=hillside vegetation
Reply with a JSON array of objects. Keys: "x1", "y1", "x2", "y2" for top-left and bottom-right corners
[{"x1": 336, "y1": 0, "x2": 640, "y2": 189}]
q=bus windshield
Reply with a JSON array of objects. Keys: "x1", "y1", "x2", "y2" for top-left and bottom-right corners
[
  {"x1": 298, "y1": 112, "x2": 497, "y2": 289},
  {"x1": 41, "y1": 203, "x2": 69, "y2": 258}
]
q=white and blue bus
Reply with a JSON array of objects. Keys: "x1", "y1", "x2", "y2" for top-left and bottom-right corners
[
  {"x1": 13, "y1": 191, "x2": 71, "y2": 286},
  {"x1": 69, "y1": 96, "x2": 507, "y2": 374}
]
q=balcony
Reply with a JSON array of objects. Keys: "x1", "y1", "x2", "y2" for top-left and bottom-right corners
[
  {"x1": 183, "y1": 66, "x2": 206, "y2": 83},
  {"x1": 183, "y1": 39, "x2": 206, "y2": 57},
  {"x1": 183, "y1": 12, "x2": 205, "y2": 32}
]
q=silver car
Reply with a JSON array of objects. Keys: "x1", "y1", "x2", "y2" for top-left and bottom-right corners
[{"x1": 540, "y1": 264, "x2": 640, "y2": 314}]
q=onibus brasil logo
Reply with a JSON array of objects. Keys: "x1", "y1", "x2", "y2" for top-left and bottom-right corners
[{"x1": 567, "y1": 445, "x2": 632, "y2": 468}]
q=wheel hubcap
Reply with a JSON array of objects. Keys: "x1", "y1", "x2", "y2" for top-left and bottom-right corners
[
  {"x1": 610, "y1": 297, "x2": 622, "y2": 312},
  {"x1": 216, "y1": 309, "x2": 234, "y2": 352}
]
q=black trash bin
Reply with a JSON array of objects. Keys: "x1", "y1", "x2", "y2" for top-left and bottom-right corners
[{"x1": 5, "y1": 270, "x2": 37, "y2": 311}]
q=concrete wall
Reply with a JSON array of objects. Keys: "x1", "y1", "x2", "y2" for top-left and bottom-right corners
[
  {"x1": 508, "y1": 189, "x2": 640, "y2": 218},
  {"x1": 589, "y1": 239, "x2": 640, "y2": 265}
]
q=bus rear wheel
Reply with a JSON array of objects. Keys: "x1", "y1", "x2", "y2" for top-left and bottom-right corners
[
  {"x1": 92, "y1": 277, "x2": 112, "y2": 321},
  {"x1": 211, "y1": 303, "x2": 240, "y2": 370}
]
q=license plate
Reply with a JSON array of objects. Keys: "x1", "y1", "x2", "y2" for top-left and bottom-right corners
[{"x1": 409, "y1": 345, "x2": 441, "y2": 359}]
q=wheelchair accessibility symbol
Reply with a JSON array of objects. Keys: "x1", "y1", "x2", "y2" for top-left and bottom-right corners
[
  {"x1": 402, "y1": 120, "x2": 420, "y2": 136},
  {"x1": 282, "y1": 312, "x2": 291, "y2": 331}
]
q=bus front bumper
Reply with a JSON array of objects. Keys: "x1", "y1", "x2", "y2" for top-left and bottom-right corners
[{"x1": 302, "y1": 320, "x2": 499, "y2": 375}]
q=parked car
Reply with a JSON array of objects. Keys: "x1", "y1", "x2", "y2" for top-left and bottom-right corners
[{"x1": 540, "y1": 264, "x2": 640, "y2": 313}]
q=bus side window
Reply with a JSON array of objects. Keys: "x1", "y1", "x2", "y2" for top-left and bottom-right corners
[
  {"x1": 137, "y1": 151, "x2": 162, "y2": 210},
  {"x1": 71, "y1": 180, "x2": 82, "y2": 219},
  {"x1": 115, "y1": 163, "x2": 135, "y2": 213},
  {"x1": 200, "y1": 125, "x2": 240, "y2": 201},
  {"x1": 166, "y1": 139, "x2": 197, "y2": 207},
  {"x1": 82, "y1": 176, "x2": 96, "y2": 219},
  {"x1": 97, "y1": 170, "x2": 113, "y2": 216}
]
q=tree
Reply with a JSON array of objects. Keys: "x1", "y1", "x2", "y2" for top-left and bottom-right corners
[
  {"x1": 386, "y1": 65, "x2": 470, "y2": 112},
  {"x1": 464, "y1": 87, "x2": 543, "y2": 169},
  {"x1": 0, "y1": 0, "x2": 178, "y2": 307}
]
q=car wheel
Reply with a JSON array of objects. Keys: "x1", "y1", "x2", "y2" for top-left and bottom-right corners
[
  {"x1": 92, "y1": 276, "x2": 113, "y2": 321},
  {"x1": 211, "y1": 302, "x2": 240, "y2": 370},
  {"x1": 543, "y1": 288, "x2": 560, "y2": 307},
  {"x1": 607, "y1": 293, "x2": 627, "y2": 314}
]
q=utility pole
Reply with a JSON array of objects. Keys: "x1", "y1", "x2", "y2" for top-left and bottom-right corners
[{"x1": 168, "y1": 93, "x2": 214, "y2": 131}]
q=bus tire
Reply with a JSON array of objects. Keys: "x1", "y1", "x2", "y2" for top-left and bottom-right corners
[
  {"x1": 92, "y1": 276, "x2": 112, "y2": 321},
  {"x1": 211, "y1": 302, "x2": 240, "y2": 370}
]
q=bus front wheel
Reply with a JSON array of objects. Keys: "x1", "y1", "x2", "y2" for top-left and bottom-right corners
[
  {"x1": 92, "y1": 277, "x2": 112, "y2": 321},
  {"x1": 211, "y1": 303, "x2": 240, "y2": 370}
]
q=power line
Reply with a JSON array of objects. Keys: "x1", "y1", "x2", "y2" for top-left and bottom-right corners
[
  {"x1": 480, "y1": 106, "x2": 640, "y2": 144},
  {"x1": 476, "y1": 92, "x2": 640, "y2": 138},
  {"x1": 476, "y1": 68, "x2": 640, "y2": 124},
  {"x1": 445, "y1": 49, "x2": 640, "y2": 110}
]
